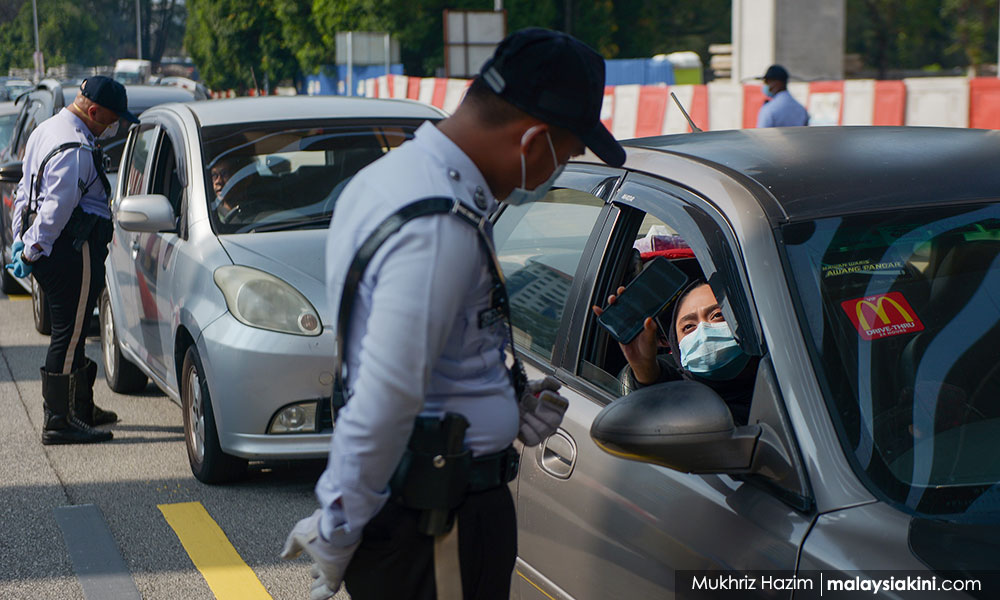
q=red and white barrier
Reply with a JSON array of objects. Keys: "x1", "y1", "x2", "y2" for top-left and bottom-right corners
[{"x1": 361, "y1": 74, "x2": 1000, "y2": 134}]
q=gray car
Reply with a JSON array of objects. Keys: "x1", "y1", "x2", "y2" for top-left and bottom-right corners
[
  {"x1": 101, "y1": 96, "x2": 445, "y2": 483},
  {"x1": 500, "y1": 127, "x2": 1000, "y2": 599}
]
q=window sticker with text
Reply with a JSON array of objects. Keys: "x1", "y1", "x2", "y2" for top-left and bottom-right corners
[{"x1": 841, "y1": 292, "x2": 924, "y2": 340}]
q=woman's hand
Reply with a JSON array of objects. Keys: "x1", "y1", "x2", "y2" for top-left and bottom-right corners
[{"x1": 593, "y1": 286, "x2": 661, "y2": 385}]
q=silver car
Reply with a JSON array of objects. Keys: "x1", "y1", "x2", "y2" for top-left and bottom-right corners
[
  {"x1": 101, "y1": 96, "x2": 445, "y2": 483},
  {"x1": 501, "y1": 127, "x2": 1000, "y2": 599}
]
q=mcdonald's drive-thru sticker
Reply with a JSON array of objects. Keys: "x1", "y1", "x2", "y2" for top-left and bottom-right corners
[{"x1": 841, "y1": 292, "x2": 924, "y2": 341}]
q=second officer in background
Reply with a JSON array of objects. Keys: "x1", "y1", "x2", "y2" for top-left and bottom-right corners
[{"x1": 7, "y1": 76, "x2": 138, "y2": 444}]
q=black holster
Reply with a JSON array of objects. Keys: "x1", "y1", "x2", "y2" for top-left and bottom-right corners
[{"x1": 389, "y1": 413, "x2": 472, "y2": 536}]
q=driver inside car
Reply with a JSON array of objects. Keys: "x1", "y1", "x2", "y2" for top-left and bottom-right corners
[
  {"x1": 210, "y1": 155, "x2": 254, "y2": 221},
  {"x1": 593, "y1": 278, "x2": 758, "y2": 425}
]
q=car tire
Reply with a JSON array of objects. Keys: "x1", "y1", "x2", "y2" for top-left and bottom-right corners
[
  {"x1": 181, "y1": 346, "x2": 248, "y2": 484},
  {"x1": 99, "y1": 289, "x2": 148, "y2": 393},
  {"x1": 31, "y1": 276, "x2": 51, "y2": 335},
  {"x1": 1, "y1": 265, "x2": 20, "y2": 296}
]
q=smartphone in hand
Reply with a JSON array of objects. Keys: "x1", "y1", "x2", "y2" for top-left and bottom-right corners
[{"x1": 597, "y1": 257, "x2": 689, "y2": 344}]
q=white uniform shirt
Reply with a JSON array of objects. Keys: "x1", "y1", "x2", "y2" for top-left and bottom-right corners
[
  {"x1": 12, "y1": 108, "x2": 110, "y2": 261},
  {"x1": 316, "y1": 121, "x2": 520, "y2": 545},
  {"x1": 757, "y1": 90, "x2": 810, "y2": 128}
]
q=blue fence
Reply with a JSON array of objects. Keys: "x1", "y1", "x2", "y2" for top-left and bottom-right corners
[{"x1": 304, "y1": 64, "x2": 404, "y2": 96}]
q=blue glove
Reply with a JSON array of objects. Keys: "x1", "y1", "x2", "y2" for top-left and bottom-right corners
[
  {"x1": 6, "y1": 249, "x2": 32, "y2": 278},
  {"x1": 12, "y1": 240, "x2": 23, "y2": 255}
]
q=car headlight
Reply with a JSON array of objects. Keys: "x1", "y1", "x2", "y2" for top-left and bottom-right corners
[
  {"x1": 213, "y1": 265, "x2": 322, "y2": 336},
  {"x1": 269, "y1": 401, "x2": 318, "y2": 433}
]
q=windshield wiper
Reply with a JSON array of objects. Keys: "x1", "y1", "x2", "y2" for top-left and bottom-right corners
[{"x1": 246, "y1": 214, "x2": 333, "y2": 233}]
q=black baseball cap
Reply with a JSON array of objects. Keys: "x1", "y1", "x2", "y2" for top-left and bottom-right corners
[
  {"x1": 762, "y1": 64, "x2": 789, "y2": 82},
  {"x1": 479, "y1": 28, "x2": 625, "y2": 168},
  {"x1": 80, "y1": 76, "x2": 139, "y2": 124}
]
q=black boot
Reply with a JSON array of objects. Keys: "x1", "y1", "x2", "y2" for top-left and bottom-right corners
[
  {"x1": 74, "y1": 358, "x2": 118, "y2": 426},
  {"x1": 41, "y1": 368, "x2": 113, "y2": 445}
]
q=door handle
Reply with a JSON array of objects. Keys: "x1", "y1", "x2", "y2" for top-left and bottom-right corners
[{"x1": 538, "y1": 430, "x2": 576, "y2": 479}]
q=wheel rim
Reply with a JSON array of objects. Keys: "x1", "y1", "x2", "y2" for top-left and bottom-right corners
[
  {"x1": 186, "y1": 367, "x2": 206, "y2": 463},
  {"x1": 102, "y1": 299, "x2": 116, "y2": 381}
]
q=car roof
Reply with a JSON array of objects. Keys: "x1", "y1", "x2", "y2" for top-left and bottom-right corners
[
  {"x1": 57, "y1": 82, "x2": 195, "y2": 112},
  {"x1": 624, "y1": 127, "x2": 1000, "y2": 223},
  {"x1": 174, "y1": 96, "x2": 446, "y2": 127}
]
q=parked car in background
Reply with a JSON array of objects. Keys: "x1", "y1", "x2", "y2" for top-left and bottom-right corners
[
  {"x1": 0, "y1": 79, "x2": 195, "y2": 334},
  {"x1": 0, "y1": 77, "x2": 33, "y2": 101},
  {"x1": 503, "y1": 127, "x2": 1000, "y2": 599},
  {"x1": 0, "y1": 102, "x2": 18, "y2": 153},
  {"x1": 101, "y1": 96, "x2": 445, "y2": 483}
]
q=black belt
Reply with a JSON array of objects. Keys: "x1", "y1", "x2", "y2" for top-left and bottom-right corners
[{"x1": 467, "y1": 445, "x2": 519, "y2": 493}]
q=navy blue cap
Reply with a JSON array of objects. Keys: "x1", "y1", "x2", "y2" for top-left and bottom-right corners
[
  {"x1": 80, "y1": 76, "x2": 138, "y2": 124},
  {"x1": 479, "y1": 28, "x2": 625, "y2": 168},
  {"x1": 762, "y1": 64, "x2": 789, "y2": 82}
]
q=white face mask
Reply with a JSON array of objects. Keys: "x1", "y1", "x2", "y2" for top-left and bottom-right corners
[
  {"x1": 678, "y1": 321, "x2": 750, "y2": 380},
  {"x1": 98, "y1": 118, "x2": 120, "y2": 140},
  {"x1": 504, "y1": 126, "x2": 564, "y2": 207}
]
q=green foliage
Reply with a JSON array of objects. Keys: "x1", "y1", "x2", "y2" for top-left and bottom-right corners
[
  {"x1": 847, "y1": 0, "x2": 999, "y2": 76},
  {"x1": 0, "y1": 0, "x2": 106, "y2": 71},
  {"x1": 185, "y1": 0, "x2": 297, "y2": 91}
]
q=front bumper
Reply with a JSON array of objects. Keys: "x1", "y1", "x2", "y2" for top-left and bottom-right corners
[{"x1": 199, "y1": 312, "x2": 335, "y2": 460}]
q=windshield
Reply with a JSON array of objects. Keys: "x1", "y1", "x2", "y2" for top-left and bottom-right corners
[
  {"x1": 781, "y1": 203, "x2": 1000, "y2": 518},
  {"x1": 201, "y1": 120, "x2": 420, "y2": 234}
]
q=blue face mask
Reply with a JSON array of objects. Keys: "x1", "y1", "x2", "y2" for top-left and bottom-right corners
[
  {"x1": 504, "y1": 126, "x2": 564, "y2": 207},
  {"x1": 761, "y1": 83, "x2": 775, "y2": 99},
  {"x1": 678, "y1": 321, "x2": 750, "y2": 380}
]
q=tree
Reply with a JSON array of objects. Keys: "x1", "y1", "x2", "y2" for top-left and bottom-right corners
[
  {"x1": 0, "y1": 0, "x2": 106, "y2": 72},
  {"x1": 185, "y1": 0, "x2": 296, "y2": 91}
]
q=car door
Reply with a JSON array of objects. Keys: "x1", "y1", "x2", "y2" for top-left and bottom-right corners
[
  {"x1": 136, "y1": 117, "x2": 188, "y2": 386},
  {"x1": 110, "y1": 123, "x2": 160, "y2": 364},
  {"x1": 508, "y1": 172, "x2": 815, "y2": 600}
]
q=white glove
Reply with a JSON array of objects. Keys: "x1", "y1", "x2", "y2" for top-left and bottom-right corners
[
  {"x1": 281, "y1": 509, "x2": 361, "y2": 600},
  {"x1": 517, "y1": 376, "x2": 569, "y2": 446}
]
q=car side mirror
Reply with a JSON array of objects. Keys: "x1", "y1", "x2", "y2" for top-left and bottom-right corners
[
  {"x1": 0, "y1": 162, "x2": 22, "y2": 183},
  {"x1": 117, "y1": 194, "x2": 176, "y2": 232},
  {"x1": 590, "y1": 380, "x2": 761, "y2": 474}
]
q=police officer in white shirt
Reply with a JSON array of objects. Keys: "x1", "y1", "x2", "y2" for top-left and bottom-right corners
[
  {"x1": 757, "y1": 64, "x2": 810, "y2": 128},
  {"x1": 282, "y1": 28, "x2": 626, "y2": 600},
  {"x1": 7, "y1": 76, "x2": 138, "y2": 444}
]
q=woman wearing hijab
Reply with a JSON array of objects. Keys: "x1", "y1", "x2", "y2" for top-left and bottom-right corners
[{"x1": 593, "y1": 279, "x2": 758, "y2": 424}]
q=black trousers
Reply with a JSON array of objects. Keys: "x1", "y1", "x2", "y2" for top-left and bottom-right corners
[
  {"x1": 344, "y1": 484, "x2": 517, "y2": 600},
  {"x1": 31, "y1": 223, "x2": 110, "y2": 376}
]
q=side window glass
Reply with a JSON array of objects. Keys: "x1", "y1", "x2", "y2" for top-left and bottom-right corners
[
  {"x1": 494, "y1": 189, "x2": 605, "y2": 361},
  {"x1": 150, "y1": 133, "x2": 183, "y2": 217},
  {"x1": 125, "y1": 126, "x2": 159, "y2": 197},
  {"x1": 14, "y1": 101, "x2": 41, "y2": 159}
]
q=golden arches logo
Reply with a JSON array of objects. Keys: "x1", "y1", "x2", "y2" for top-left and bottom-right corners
[{"x1": 855, "y1": 296, "x2": 913, "y2": 331}]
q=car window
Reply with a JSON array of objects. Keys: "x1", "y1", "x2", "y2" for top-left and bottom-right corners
[
  {"x1": 14, "y1": 98, "x2": 45, "y2": 160},
  {"x1": 579, "y1": 208, "x2": 704, "y2": 395},
  {"x1": 124, "y1": 125, "x2": 159, "y2": 197},
  {"x1": 150, "y1": 132, "x2": 183, "y2": 218},
  {"x1": 494, "y1": 189, "x2": 605, "y2": 362},
  {"x1": 781, "y1": 202, "x2": 1000, "y2": 517},
  {"x1": 201, "y1": 121, "x2": 420, "y2": 234}
]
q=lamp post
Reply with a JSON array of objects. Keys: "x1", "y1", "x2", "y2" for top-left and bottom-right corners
[
  {"x1": 31, "y1": 0, "x2": 42, "y2": 82},
  {"x1": 136, "y1": 0, "x2": 142, "y2": 60}
]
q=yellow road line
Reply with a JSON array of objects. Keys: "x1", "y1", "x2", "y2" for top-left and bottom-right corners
[
  {"x1": 517, "y1": 569, "x2": 558, "y2": 600},
  {"x1": 158, "y1": 501, "x2": 273, "y2": 600}
]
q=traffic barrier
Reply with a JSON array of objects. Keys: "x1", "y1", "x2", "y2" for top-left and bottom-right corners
[{"x1": 362, "y1": 74, "x2": 1000, "y2": 133}]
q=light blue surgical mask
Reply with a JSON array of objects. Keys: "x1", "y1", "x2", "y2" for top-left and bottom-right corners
[
  {"x1": 678, "y1": 321, "x2": 750, "y2": 380},
  {"x1": 504, "y1": 126, "x2": 564, "y2": 207},
  {"x1": 761, "y1": 83, "x2": 775, "y2": 99}
]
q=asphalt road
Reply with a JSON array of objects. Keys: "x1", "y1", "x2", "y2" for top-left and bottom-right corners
[{"x1": 0, "y1": 288, "x2": 350, "y2": 600}]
